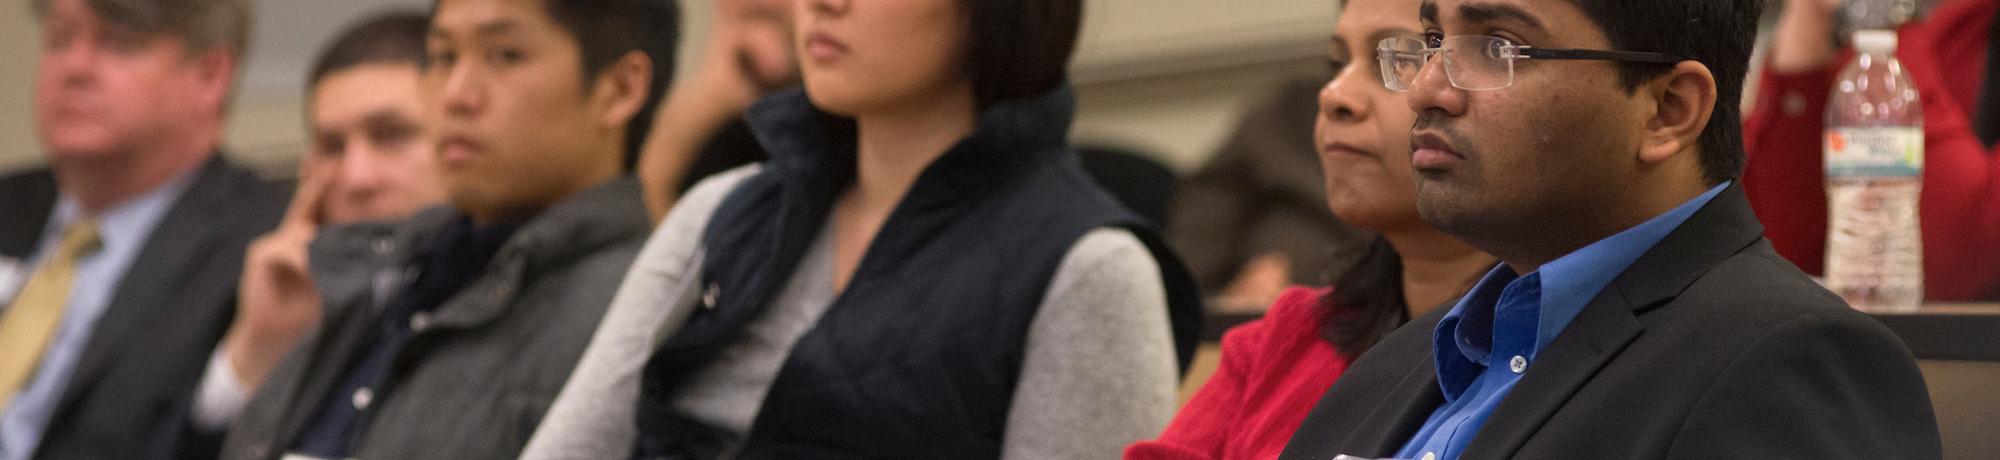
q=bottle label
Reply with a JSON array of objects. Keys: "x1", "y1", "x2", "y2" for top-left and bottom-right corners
[{"x1": 1825, "y1": 127, "x2": 1923, "y2": 177}]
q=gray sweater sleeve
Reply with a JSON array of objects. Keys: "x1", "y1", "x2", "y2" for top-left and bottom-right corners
[
  {"x1": 518, "y1": 166, "x2": 759, "y2": 460},
  {"x1": 524, "y1": 176, "x2": 1178, "y2": 458},
  {"x1": 1001, "y1": 228, "x2": 1180, "y2": 459}
]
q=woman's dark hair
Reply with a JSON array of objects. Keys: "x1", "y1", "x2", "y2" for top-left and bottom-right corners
[
  {"x1": 1319, "y1": 236, "x2": 1409, "y2": 360},
  {"x1": 1968, "y1": 3, "x2": 2000, "y2": 147},
  {"x1": 960, "y1": 0, "x2": 1081, "y2": 108},
  {"x1": 1566, "y1": 0, "x2": 1762, "y2": 185}
]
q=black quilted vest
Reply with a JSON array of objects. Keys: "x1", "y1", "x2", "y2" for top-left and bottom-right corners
[{"x1": 631, "y1": 86, "x2": 1201, "y2": 459}]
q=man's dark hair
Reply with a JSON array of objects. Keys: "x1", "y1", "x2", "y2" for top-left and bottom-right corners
[
  {"x1": 961, "y1": 0, "x2": 1081, "y2": 108},
  {"x1": 544, "y1": 0, "x2": 679, "y2": 170},
  {"x1": 309, "y1": 12, "x2": 429, "y2": 91},
  {"x1": 437, "y1": 0, "x2": 679, "y2": 170},
  {"x1": 1573, "y1": 0, "x2": 1763, "y2": 185}
]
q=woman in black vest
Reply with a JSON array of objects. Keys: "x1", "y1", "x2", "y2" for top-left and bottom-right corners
[{"x1": 520, "y1": 0, "x2": 1204, "y2": 458}]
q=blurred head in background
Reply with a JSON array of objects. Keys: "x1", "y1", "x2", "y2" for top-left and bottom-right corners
[
  {"x1": 31, "y1": 0, "x2": 248, "y2": 210},
  {"x1": 305, "y1": 12, "x2": 447, "y2": 225},
  {"x1": 423, "y1": 0, "x2": 677, "y2": 224}
]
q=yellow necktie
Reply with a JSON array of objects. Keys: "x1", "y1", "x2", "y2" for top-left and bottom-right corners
[{"x1": 0, "y1": 220, "x2": 101, "y2": 410}]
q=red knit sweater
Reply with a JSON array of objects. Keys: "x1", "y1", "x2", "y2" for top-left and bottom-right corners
[
  {"x1": 1125, "y1": 287, "x2": 1352, "y2": 460},
  {"x1": 1743, "y1": 0, "x2": 2000, "y2": 300}
]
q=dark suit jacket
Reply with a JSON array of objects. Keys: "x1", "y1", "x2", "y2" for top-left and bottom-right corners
[
  {"x1": 0, "y1": 156, "x2": 288, "y2": 460},
  {"x1": 1279, "y1": 184, "x2": 1941, "y2": 459}
]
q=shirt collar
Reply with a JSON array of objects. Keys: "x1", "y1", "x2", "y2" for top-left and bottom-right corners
[
  {"x1": 44, "y1": 168, "x2": 199, "y2": 260},
  {"x1": 1531, "y1": 182, "x2": 1730, "y2": 350},
  {"x1": 1431, "y1": 265, "x2": 1530, "y2": 398},
  {"x1": 1429, "y1": 181, "x2": 1730, "y2": 398}
]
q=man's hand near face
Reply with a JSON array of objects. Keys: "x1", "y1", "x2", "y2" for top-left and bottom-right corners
[
  {"x1": 222, "y1": 161, "x2": 335, "y2": 391},
  {"x1": 638, "y1": 0, "x2": 794, "y2": 220}
]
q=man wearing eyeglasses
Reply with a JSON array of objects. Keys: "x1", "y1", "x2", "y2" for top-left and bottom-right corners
[{"x1": 1277, "y1": 0, "x2": 1940, "y2": 459}]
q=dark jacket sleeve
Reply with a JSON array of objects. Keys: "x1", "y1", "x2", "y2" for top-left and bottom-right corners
[{"x1": 1667, "y1": 312, "x2": 1941, "y2": 458}]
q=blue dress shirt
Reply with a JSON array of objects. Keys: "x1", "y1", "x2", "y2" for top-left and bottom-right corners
[
  {"x1": 0, "y1": 172, "x2": 196, "y2": 460},
  {"x1": 1395, "y1": 182, "x2": 1729, "y2": 460}
]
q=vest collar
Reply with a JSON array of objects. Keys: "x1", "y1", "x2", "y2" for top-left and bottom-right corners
[{"x1": 741, "y1": 84, "x2": 1078, "y2": 204}]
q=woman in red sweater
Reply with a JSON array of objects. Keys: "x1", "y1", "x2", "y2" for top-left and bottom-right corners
[
  {"x1": 1744, "y1": 0, "x2": 2000, "y2": 300},
  {"x1": 1124, "y1": 0, "x2": 1494, "y2": 458}
]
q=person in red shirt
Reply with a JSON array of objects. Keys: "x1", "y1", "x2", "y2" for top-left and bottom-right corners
[
  {"x1": 1745, "y1": 0, "x2": 2000, "y2": 300},
  {"x1": 1123, "y1": 0, "x2": 1495, "y2": 457}
]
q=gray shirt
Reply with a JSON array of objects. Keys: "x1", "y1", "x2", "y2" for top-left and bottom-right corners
[{"x1": 521, "y1": 166, "x2": 1179, "y2": 459}]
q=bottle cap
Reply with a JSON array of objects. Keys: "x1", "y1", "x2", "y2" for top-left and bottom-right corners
[{"x1": 1853, "y1": 30, "x2": 1898, "y2": 53}]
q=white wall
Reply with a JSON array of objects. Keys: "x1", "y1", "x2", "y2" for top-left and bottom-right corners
[
  {"x1": 0, "y1": 5, "x2": 40, "y2": 173},
  {"x1": 1074, "y1": 59, "x2": 1325, "y2": 173},
  {"x1": 1072, "y1": 0, "x2": 1335, "y2": 172},
  {"x1": 0, "y1": 0, "x2": 1338, "y2": 176}
]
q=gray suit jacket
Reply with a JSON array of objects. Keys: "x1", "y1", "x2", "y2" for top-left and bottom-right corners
[
  {"x1": 0, "y1": 156, "x2": 289, "y2": 460},
  {"x1": 218, "y1": 177, "x2": 649, "y2": 460},
  {"x1": 1278, "y1": 184, "x2": 1941, "y2": 459}
]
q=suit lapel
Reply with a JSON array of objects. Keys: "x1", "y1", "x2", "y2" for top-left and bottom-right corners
[
  {"x1": 0, "y1": 170, "x2": 57, "y2": 261},
  {"x1": 1280, "y1": 307, "x2": 1453, "y2": 460},
  {"x1": 1461, "y1": 292, "x2": 1643, "y2": 459},
  {"x1": 0, "y1": 171, "x2": 57, "y2": 310},
  {"x1": 1460, "y1": 183, "x2": 1769, "y2": 458},
  {"x1": 1345, "y1": 356, "x2": 1448, "y2": 455},
  {"x1": 52, "y1": 158, "x2": 248, "y2": 415}
]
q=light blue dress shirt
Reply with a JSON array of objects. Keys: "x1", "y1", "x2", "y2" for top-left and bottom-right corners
[
  {"x1": 0, "y1": 172, "x2": 195, "y2": 460},
  {"x1": 1395, "y1": 182, "x2": 1729, "y2": 460}
]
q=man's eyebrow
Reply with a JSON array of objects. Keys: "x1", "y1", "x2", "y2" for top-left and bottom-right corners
[
  {"x1": 474, "y1": 20, "x2": 519, "y2": 37},
  {"x1": 428, "y1": 19, "x2": 520, "y2": 40},
  {"x1": 1420, "y1": 0, "x2": 1438, "y2": 23},
  {"x1": 1368, "y1": 27, "x2": 1419, "y2": 45},
  {"x1": 1457, "y1": 3, "x2": 1547, "y2": 32},
  {"x1": 362, "y1": 110, "x2": 419, "y2": 131}
]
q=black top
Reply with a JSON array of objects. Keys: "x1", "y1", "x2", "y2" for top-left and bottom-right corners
[
  {"x1": 676, "y1": 118, "x2": 769, "y2": 197},
  {"x1": 633, "y1": 85, "x2": 1204, "y2": 459},
  {"x1": 1972, "y1": 5, "x2": 2000, "y2": 148}
]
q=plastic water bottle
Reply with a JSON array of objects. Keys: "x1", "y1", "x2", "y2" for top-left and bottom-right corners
[
  {"x1": 1844, "y1": 0, "x2": 1916, "y2": 32},
  {"x1": 1823, "y1": 30, "x2": 1923, "y2": 313}
]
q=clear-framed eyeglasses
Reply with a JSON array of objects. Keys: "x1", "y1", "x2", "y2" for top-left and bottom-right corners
[{"x1": 1376, "y1": 35, "x2": 1685, "y2": 92}]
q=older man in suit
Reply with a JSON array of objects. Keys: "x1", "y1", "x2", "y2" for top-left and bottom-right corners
[
  {"x1": 0, "y1": 0, "x2": 286, "y2": 458},
  {"x1": 1278, "y1": 0, "x2": 1940, "y2": 458}
]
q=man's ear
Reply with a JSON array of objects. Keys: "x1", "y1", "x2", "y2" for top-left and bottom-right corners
[
  {"x1": 590, "y1": 50, "x2": 653, "y2": 130},
  {"x1": 190, "y1": 48, "x2": 237, "y2": 117},
  {"x1": 1638, "y1": 60, "x2": 1716, "y2": 165}
]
